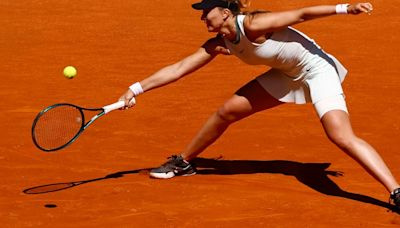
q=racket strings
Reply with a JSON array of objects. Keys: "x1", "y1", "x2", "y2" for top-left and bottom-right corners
[{"x1": 33, "y1": 105, "x2": 83, "y2": 150}]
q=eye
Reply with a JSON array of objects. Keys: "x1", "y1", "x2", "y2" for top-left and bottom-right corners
[{"x1": 201, "y1": 9, "x2": 211, "y2": 20}]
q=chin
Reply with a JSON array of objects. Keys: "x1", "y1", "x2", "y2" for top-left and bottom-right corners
[{"x1": 207, "y1": 26, "x2": 218, "y2": 33}]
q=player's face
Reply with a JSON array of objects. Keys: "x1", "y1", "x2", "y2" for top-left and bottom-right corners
[{"x1": 201, "y1": 7, "x2": 226, "y2": 32}]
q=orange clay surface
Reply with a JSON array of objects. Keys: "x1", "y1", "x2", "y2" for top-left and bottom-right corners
[{"x1": 1, "y1": 0, "x2": 400, "y2": 227}]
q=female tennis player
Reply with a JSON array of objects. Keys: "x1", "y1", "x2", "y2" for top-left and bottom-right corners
[{"x1": 119, "y1": 0, "x2": 400, "y2": 208}]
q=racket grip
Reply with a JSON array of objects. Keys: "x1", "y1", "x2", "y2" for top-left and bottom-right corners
[{"x1": 103, "y1": 100, "x2": 132, "y2": 114}]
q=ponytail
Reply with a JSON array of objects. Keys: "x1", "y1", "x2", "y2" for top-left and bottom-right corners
[
  {"x1": 238, "y1": 0, "x2": 251, "y2": 8},
  {"x1": 225, "y1": 0, "x2": 251, "y2": 14}
]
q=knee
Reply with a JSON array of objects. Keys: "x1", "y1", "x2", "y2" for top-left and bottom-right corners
[
  {"x1": 326, "y1": 130, "x2": 356, "y2": 150},
  {"x1": 216, "y1": 104, "x2": 242, "y2": 123}
]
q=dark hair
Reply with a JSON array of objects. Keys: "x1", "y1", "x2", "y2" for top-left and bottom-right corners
[{"x1": 225, "y1": 0, "x2": 251, "y2": 15}]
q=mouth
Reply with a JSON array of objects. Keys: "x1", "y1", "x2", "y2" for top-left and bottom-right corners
[
  {"x1": 205, "y1": 24, "x2": 214, "y2": 31},
  {"x1": 204, "y1": 21, "x2": 211, "y2": 28}
]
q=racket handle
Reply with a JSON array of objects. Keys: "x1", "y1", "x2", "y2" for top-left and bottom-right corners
[{"x1": 103, "y1": 100, "x2": 133, "y2": 114}]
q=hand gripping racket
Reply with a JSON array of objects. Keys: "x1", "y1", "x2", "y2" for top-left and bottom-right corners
[{"x1": 31, "y1": 100, "x2": 132, "y2": 152}]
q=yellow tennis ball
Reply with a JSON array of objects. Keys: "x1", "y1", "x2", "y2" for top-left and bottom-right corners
[{"x1": 63, "y1": 66, "x2": 77, "y2": 79}]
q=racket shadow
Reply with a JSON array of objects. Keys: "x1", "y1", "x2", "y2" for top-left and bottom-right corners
[
  {"x1": 22, "y1": 168, "x2": 151, "y2": 195},
  {"x1": 192, "y1": 157, "x2": 399, "y2": 213}
]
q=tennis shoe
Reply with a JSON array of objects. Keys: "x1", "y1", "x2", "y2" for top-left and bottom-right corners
[
  {"x1": 390, "y1": 188, "x2": 400, "y2": 210},
  {"x1": 149, "y1": 155, "x2": 196, "y2": 179}
]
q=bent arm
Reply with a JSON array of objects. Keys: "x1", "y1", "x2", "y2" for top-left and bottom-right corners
[{"x1": 245, "y1": 3, "x2": 373, "y2": 34}]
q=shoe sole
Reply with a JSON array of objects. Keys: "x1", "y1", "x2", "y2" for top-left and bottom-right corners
[{"x1": 149, "y1": 171, "x2": 196, "y2": 179}]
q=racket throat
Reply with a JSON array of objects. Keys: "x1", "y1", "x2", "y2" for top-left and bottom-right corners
[{"x1": 84, "y1": 113, "x2": 104, "y2": 130}]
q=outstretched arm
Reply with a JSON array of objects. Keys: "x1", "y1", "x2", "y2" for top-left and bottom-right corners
[
  {"x1": 244, "y1": 3, "x2": 373, "y2": 35},
  {"x1": 119, "y1": 36, "x2": 229, "y2": 108},
  {"x1": 139, "y1": 48, "x2": 213, "y2": 92}
]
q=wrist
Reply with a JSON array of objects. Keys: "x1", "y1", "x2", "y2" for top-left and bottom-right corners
[
  {"x1": 129, "y1": 82, "x2": 144, "y2": 96},
  {"x1": 335, "y1": 4, "x2": 350, "y2": 14}
]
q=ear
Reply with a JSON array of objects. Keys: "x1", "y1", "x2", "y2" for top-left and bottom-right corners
[{"x1": 222, "y1": 8, "x2": 232, "y2": 20}]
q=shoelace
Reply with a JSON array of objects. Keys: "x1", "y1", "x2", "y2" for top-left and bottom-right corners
[
  {"x1": 167, "y1": 155, "x2": 179, "y2": 160},
  {"x1": 162, "y1": 155, "x2": 182, "y2": 167}
]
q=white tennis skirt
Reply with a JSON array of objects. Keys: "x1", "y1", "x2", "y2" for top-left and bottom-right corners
[{"x1": 256, "y1": 54, "x2": 347, "y2": 105}]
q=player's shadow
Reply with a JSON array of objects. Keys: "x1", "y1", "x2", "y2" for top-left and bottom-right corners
[
  {"x1": 191, "y1": 157, "x2": 398, "y2": 212},
  {"x1": 22, "y1": 157, "x2": 397, "y2": 212}
]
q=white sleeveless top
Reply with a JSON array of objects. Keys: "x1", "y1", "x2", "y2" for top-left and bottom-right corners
[{"x1": 224, "y1": 15, "x2": 347, "y2": 104}]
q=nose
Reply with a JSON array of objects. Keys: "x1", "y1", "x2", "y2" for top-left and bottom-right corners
[{"x1": 201, "y1": 12, "x2": 206, "y2": 21}]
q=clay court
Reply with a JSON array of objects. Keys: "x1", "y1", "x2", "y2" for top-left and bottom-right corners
[{"x1": 1, "y1": 0, "x2": 400, "y2": 227}]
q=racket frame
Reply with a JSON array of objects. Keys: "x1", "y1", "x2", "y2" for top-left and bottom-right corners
[{"x1": 32, "y1": 103, "x2": 106, "y2": 152}]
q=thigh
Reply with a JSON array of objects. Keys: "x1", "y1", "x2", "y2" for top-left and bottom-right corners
[
  {"x1": 233, "y1": 79, "x2": 284, "y2": 114},
  {"x1": 313, "y1": 94, "x2": 348, "y2": 119}
]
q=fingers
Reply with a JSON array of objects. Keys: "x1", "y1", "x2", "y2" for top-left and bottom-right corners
[
  {"x1": 118, "y1": 90, "x2": 136, "y2": 110},
  {"x1": 360, "y1": 2, "x2": 373, "y2": 15},
  {"x1": 351, "y1": 2, "x2": 373, "y2": 15},
  {"x1": 127, "y1": 96, "x2": 136, "y2": 108},
  {"x1": 119, "y1": 98, "x2": 136, "y2": 110}
]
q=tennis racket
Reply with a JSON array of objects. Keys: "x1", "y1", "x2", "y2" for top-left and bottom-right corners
[{"x1": 31, "y1": 100, "x2": 131, "y2": 152}]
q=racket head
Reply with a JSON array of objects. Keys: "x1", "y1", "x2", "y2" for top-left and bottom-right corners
[{"x1": 32, "y1": 103, "x2": 86, "y2": 152}]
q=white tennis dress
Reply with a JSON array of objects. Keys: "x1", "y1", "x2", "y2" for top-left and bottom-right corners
[{"x1": 224, "y1": 15, "x2": 348, "y2": 105}]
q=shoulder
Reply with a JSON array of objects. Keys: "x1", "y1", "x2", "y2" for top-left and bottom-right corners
[
  {"x1": 242, "y1": 10, "x2": 271, "y2": 28},
  {"x1": 201, "y1": 34, "x2": 231, "y2": 56},
  {"x1": 242, "y1": 11, "x2": 275, "y2": 41}
]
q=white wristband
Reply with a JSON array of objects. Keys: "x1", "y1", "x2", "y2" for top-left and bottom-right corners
[
  {"x1": 336, "y1": 4, "x2": 349, "y2": 14},
  {"x1": 129, "y1": 82, "x2": 144, "y2": 96}
]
